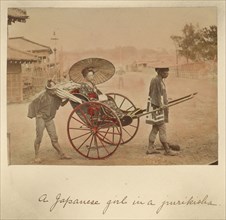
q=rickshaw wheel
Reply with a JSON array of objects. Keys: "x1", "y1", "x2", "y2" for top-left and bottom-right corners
[
  {"x1": 106, "y1": 93, "x2": 140, "y2": 144},
  {"x1": 67, "y1": 101, "x2": 122, "y2": 159}
]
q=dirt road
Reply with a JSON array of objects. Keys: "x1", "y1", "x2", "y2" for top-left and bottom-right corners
[{"x1": 7, "y1": 71, "x2": 218, "y2": 165}]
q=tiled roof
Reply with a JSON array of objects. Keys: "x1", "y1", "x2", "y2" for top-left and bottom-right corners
[
  {"x1": 8, "y1": 46, "x2": 38, "y2": 62},
  {"x1": 8, "y1": 37, "x2": 53, "y2": 55},
  {"x1": 8, "y1": 8, "x2": 29, "y2": 24}
]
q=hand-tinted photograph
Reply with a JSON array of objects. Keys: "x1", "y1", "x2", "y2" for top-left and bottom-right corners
[{"x1": 7, "y1": 7, "x2": 217, "y2": 165}]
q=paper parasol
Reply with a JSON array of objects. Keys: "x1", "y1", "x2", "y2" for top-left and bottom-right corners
[{"x1": 68, "y1": 58, "x2": 115, "y2": 85}]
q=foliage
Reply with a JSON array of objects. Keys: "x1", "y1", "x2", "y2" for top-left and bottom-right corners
[{"x1": 171, "y1": 24, "x2": 217, "y2": 62}]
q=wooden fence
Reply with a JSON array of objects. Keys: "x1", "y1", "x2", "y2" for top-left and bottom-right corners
[{"x1": 171, "y1": 61, "x2": 217, "y2": 80}]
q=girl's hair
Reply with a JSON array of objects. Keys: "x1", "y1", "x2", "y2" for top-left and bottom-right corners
[{"x1": 81, "y1": 67, "x2": 95, "y2": 78}]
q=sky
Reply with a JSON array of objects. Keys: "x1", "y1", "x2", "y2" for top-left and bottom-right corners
[{"x1": 8, "y1": 7, "x2": 217, "y2": 52}]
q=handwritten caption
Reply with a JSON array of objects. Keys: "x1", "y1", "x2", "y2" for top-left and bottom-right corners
[{"x1": 38, "y1": 193, "x2": 217, "y2": 215}]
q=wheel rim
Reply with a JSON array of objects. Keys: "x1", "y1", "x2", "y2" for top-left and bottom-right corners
[
  {"x1": 106, "y1": 93, "x2": 140, "y2": 144},
  {"x1": 67, "y1": 101, "x2": 122, "y2": 159}
]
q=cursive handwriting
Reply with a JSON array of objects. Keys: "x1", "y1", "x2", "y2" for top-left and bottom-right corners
[
  {"x1": 38, "y1": 193, "x2": 218, "y2": 215},
  {"x1": 38, "y1": 194, "x2": 49, "y2": 203},
  {"x1": 102, "y1": 196, "x2": 128, "y2": 214},
  {"x1": 156, "y1": 195, "x2": 217, "y2": 214},
  {"x1": 38, "y1": 193, "x2": 100, "y2": 212}
]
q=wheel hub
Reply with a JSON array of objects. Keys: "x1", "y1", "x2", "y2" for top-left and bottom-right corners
[{"x1": 92, "y1": 127, "x2": 98, "y2": 134}]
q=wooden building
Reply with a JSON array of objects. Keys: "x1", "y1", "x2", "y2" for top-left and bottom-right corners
[
  {"x1": 8, "y1": 37, "x2": 53, "y2": 92},
  {"x1": 8, "y1": 37, "x2": 52, "y2": 59},
  {"x1": 7, "y1": 47, "x2": 37, "y2": 103}
]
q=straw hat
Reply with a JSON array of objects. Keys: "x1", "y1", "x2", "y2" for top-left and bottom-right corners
[{"x1": 149, "y1": 61, "x2": 177, "y2": 73}]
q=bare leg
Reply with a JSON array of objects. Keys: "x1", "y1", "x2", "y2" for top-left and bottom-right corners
[
  {"x1": 158, "y1": 123, "x2": 178, "y2": 156},
  {"x1": 52, "y1": 141, "x2": 71, "y2": 159},
  {"x1": 34, "y1": 144, "x2": 42, "y2": 163},
  {"x1": 146, "y1": 141, "x2": 160, "y2": 155},
  {"x1": 147, "y1": 125, "x2": 160, "y2": 154},
  {"x1": 34, "y1": 117, "x2": 45, "y2": 163},
  {"x1": 45, "y1": 120, "x2": 71, "y2": 159}
]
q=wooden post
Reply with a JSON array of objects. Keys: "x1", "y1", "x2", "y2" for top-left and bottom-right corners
[{"x1": 7, "y1": 132, "x2": 11, "y2": 165}]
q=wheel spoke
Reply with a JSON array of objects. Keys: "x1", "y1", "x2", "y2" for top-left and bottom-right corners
[
  {"x1": 71, "y1": 131, "x2": 91, "y2": 141},
  {"x1": 96, "y1": 134, "x2": 110, "y2": 154},
  {"x1": 77, "y1": 133, "x2": 93, "y2": 150},
  {"x1": 97, "y1": 131, "x2": 114, "y2": 144},
  {"x1": 98, "y1": 130, "x2": 121, "y2": 135},
  {"x1": 72, "y1": 116, "x2": 88, "y2": 127},
  {"x1": 128, "y1": 123, "x2": 138, "y2": 128},
  {"x1": 119, "y1": 97, "x2": 126, "y2": 108},
  {"x1": 101, "y1": 127, "x2": 110, "y2": 139},
  {"x1": 98, "y1": 121, "x2": 115, "y2": 130},
  {"x1": 87, "y1": 135, "x2": 94, "y2": 157},
  {"x1": 114, "y1": 124, "x2": 121, "y2": 134},
  {"x1": 122, "y1": 127, "x2": 132, "y2": 137},
  {"x1": 69, "y1": 127, "x2": 90, "y2": 131},
  {"x1": 94, "y1": 135, "x2": 100, "y2": 158},
  {"x1": 125, "y1": 105, "x2": 134, "y2": 111},
  {"x1": 112, "y1": 127, "x2": 115, "y2": 143}
]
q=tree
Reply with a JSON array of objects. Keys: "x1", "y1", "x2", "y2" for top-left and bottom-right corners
[
  {"x1": 171, "y1": 23, "x2": 199, "y2": 63},
  {"x1": 199, "y1": 25, "x2": 217, "y2": 61},
  {"x1": 171, "y1": 24, "x2": 217, "y2": 63}
]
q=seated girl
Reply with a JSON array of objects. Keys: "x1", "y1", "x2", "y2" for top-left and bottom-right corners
[{"x1": 79, "y1": 68, "x2": 125, "y2": 118}]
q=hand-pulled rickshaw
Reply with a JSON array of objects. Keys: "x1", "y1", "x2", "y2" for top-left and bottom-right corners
[{"x1": 52, "y1": 58, "x2": 197, "y2": 160}]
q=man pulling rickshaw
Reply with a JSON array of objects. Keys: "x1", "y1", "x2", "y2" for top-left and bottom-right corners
[{"x1": 146, "y1": 64, "x2": 180, "y2": 156}]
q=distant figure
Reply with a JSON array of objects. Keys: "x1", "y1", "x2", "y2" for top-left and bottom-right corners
[
  {"x1": 117, "y1": 67, "x2": 125, "y2": 89},
  {"x1": 146, "y1": 66, "x2": 180, "y2": 156},
  {"x1": 27, "y1": 80, "x2": 71, "y2": 163}
]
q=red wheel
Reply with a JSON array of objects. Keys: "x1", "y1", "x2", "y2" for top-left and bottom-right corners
[
  {"x1": 106, "y1": 93, "x2": 140, "y2": 144},
  {"x1": 67, "y1": 101, "x2": 122, "y2": 159}
]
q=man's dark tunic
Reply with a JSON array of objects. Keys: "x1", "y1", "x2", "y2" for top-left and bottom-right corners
[
  {"x1": 149, "y1": 75, "x2": 169, "y2": 123},
  {"x1": 28, "y1": 91, "x2": 62, "y2": 121},
  {"x1": 28, "y1": 91, "x2": 62, "y2": 145}
]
